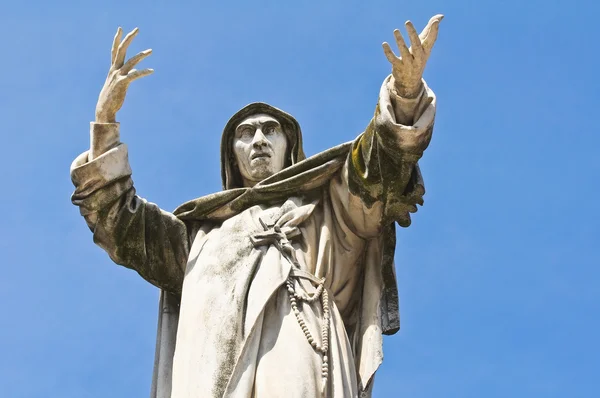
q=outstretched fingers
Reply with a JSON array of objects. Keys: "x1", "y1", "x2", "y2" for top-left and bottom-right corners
[
  {"x1": 125, "y1": 68, "x2": 154, "y2": 82},
  {"x1": 114, "y1": 27, "x2": 139, "y2": 68},
  {"x1": 111, "y1": 27, "x2": 123, "y2": 65},
  {"x1": 382, "y1": 42, "x2": 399, "y2": 64},
  {"x1": 405, "y1": 21, "x2": 424, "y2": 61},
  {"x1": 420, "y1": 14, "x2": 443, "y2": 56},
  {"x1": 393, "y1": 29, "x2": 411, "y2": 61},
  {"x1": 121, "y1": 49, "x2": 152, "y2": 74}
]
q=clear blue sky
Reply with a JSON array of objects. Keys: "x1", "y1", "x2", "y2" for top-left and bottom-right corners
[{"x1": 1, "y1": 1, "x2": 598, "y2": 397}]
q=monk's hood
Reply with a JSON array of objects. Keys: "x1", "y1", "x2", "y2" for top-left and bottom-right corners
[{"x1": 221, "y1": 102, "x2": 306, "y2": 190}]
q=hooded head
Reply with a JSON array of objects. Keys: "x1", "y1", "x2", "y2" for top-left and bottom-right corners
[{"x1": 221, "y1": 103, "x2": 306, "y2": 190}]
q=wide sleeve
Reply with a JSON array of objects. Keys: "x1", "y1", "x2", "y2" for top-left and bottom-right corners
[
  {"x1": 70, "y1": 123, "x2": 189, "y2": 294},
  {"x1": 330, "y1": 75, "x2": 435, "y2": 238}
]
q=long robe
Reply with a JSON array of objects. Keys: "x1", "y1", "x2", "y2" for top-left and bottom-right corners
[{"x1": 70, "y1": 76, "x2": 436, "y2": 397}]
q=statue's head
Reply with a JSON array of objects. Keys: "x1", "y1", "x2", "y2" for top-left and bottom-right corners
[
  {"x1": 221, "y1": 103, "x2": 306, "y2": 189},
  {"x1": 232, "y1": 113, "x2": 288, "y2": 187}
]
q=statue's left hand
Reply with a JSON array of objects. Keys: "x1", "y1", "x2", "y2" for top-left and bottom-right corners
[{"x1": 382, "y1": 14, "x2": 443, "y2": 98}]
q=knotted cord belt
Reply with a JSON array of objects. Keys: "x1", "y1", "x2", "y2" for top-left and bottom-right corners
[{"x1": 251, "y1": 218, "x2": 331, "y2": 397}]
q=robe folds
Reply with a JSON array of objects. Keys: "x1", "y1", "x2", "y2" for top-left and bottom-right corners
[{"x1": 70, "y1": 76, "x2": 436, "y2": 397}]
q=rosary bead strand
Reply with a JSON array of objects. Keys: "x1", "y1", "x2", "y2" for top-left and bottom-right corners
[{"x1": 286, "y1": 275, "x2": 330, "y2": 396}]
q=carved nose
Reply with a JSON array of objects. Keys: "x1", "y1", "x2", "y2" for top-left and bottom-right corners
[{"x1": 252, "y1": 129, "x2": 269, "y2": 148}]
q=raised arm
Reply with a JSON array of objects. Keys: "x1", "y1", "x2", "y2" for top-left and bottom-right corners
[
  {"x1": 331, "y1": 15, "x2": 442, "y2": 237},
  {"x1": 71, "y1": 28, "x2": 189, "y2": 294}
]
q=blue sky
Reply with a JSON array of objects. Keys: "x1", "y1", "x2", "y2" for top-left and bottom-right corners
[{"x1": 1, "y1": 1, "x2": 598, "y2": 397}]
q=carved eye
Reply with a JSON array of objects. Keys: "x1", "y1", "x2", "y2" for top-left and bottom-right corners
[
  {"x1": 239, "y1": 127, "x2": 254, "y2": 139},
  {"x1": 265, "y1": 125, "x2": 277, "y2": 135}
]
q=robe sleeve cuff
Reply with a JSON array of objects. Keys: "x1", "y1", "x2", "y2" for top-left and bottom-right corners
[
  {"x1": 387, "y1": 77, "x2": 426, "y2": 124},
  {"x1": 376, "y1": 76, "x2": 436, "y2": 162},
  {"x1": 90, "y1": 122, "x2": 120, "y2": 161},
  {"x1": 70, "y1": 143, "x2": 133, "y2": 213}
]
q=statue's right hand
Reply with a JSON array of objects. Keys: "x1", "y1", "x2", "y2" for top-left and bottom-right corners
[{"x1": 95, "y1": 27, "x2": 153, "y2": 123}]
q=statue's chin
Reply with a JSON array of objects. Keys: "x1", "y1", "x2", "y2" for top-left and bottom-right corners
[
  {"x1": 247, "y1": 164, "x2": 276, "y2": 182},
  {"x1": 242, "y1": 158, "x2": 286, "y2": 186}
]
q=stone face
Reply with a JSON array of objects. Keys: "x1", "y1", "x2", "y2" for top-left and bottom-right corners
[
  {"x1": 232, "y1": 113, "x2": 289, "y2": 187},
  {"x1": 71, "y1": 16, "x2": 442, "y2": 398}
]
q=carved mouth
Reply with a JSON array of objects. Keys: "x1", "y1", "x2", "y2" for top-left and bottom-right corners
[{"x1": 251, "y1": 153, "x2": 271, "y2": 160}]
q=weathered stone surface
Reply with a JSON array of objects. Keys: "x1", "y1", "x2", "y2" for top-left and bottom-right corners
[{"x1": 71, "y1": 15, "x2": 442, "y2": 398}]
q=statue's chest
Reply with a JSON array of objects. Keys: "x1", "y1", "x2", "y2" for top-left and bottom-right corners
[{"x1": 189, "y1": 198, "x2": 309, "y2": 280}]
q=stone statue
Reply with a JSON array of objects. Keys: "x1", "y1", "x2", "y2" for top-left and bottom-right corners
[{"x1": 70, "y1": 14, "x2": 443, "y2": 398}]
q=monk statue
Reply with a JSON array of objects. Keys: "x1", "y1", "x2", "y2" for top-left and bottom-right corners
[{"x1": 70, "y1": 14, "x2": 443, "y2": 398}]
